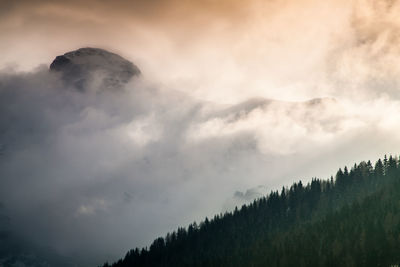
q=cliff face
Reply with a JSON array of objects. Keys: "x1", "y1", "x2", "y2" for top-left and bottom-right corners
[{"x1": 50, "y1": 47, "x2": 140, "y2": 91}]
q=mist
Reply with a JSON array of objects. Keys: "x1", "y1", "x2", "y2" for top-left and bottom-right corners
[
  {"x1": 2, "y1": 0, "x2": 400, "y2": 266},
  {"x1": 2, "y1": 57, "x2": 400, "y2": 266}
]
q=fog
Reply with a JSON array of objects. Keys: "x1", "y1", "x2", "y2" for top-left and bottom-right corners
[
  {"x1": 2, "y1": 0, "x2": 400, "y2": 266},
  {"x1": 2, "y1": 59, "x2": 400, "y2": 266}
]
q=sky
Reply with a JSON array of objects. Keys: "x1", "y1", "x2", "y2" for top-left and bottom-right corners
[{"x1": 2, "y1": 0, "x2": 400, "y2": 266}]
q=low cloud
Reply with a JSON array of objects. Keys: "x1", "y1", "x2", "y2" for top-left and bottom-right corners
[{"x1": 2, "y1": 58, "x2": 400, "y2": 266}]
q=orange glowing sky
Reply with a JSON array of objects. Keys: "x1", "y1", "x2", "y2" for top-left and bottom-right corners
[{"x1": 2, "y1": 0, "x2": 400, "y2": 103}]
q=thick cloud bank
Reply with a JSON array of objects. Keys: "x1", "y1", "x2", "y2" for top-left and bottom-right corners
[{"x1": 2, "y1": 46, "x2": 400, "y2": 267}]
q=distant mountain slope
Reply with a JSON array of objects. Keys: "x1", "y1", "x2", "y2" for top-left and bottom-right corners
[{"x1": 103, "y1": 155, "x2": 400, "y2": 267}]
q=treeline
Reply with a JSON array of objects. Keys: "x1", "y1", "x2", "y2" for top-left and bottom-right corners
[{"x1": 103, "y1": 155, "x2": 400, "y2": 267}]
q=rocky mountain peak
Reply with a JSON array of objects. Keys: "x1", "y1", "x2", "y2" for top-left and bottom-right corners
[{"x1": 50, "y1": 47, "x2": 140, "y2": 91}]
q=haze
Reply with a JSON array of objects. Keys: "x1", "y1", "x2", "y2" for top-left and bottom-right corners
[{"x1": 1, "y1": 0, "x2": 400, "y2": 266}]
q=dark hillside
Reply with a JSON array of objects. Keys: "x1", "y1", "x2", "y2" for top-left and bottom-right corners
[{"x1": 103, "y1": 156, "x2": 400, "y2": 267}]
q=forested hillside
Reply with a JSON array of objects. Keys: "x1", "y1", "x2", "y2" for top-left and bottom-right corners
[{"x1": 103, "y1": 156, "x2": 400, "y2": 267}]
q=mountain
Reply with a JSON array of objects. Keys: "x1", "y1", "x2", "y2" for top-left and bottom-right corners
[
  {"x1": 50, "y1": 47, "x2": 141, "y2": 91},
  {"x1": 205, "y1": 97, "x2": 339, "y2": 130},
  {"x1": 103, "y1": 156, "x2": 400, "y2": 267},
  {"x1": 0, "y1": 203, "x2": 76, "y2": 267}
]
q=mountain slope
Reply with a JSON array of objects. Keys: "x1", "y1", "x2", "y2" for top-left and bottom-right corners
[{"x1": 103, "y1": 156, "x2": 400, "y2": 267}]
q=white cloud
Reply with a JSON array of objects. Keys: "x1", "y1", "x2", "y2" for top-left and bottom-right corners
[{"x1": 125, "y1": 114, "x2": 162, "y2": 146}]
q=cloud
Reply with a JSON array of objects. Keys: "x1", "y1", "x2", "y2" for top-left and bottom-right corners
[
  {"x1": 2, "y1": 56, "x2": 400, "y2": 266},
  {"x1": 2, "y1": 0, "x2": 400, "y2": 266},
  {"x1": 0, "y1": 0, "x2": 387, "y2": 102}
]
